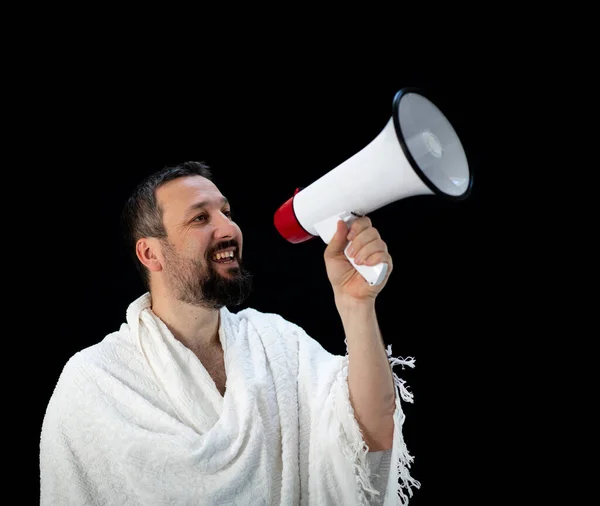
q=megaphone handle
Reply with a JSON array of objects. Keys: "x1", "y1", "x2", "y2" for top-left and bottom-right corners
[
  {"x1": 343, "y1": 240, "x2": 388, "y2": 286},
  {"x1": 313, "y1": 212, "x2": 388, "y2": 286}
]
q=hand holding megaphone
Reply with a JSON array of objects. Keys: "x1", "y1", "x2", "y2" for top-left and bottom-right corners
[
  {"x1": 274, "y1": 87, "x2": 473, "y2": 286},
  {"x1": 314, "y1": 211, "x2": 388, "y2": 286}
]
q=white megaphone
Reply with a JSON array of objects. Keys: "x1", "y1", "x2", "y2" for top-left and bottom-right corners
[{"x1": 274, "y1": 87, "x2": 473, "y2": 286}]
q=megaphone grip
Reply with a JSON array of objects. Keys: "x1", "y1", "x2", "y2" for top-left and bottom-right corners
[
  {"x1": 313, "y1": 212, "x2": 388, "y2": 286},
  {"x1": 344, "y1": 242, "x2": 388, "y2": 286}
]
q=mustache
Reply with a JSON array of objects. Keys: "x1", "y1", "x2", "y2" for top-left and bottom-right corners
[{"x1": 208, "y1": 239, "x2": 239, "y2": 257}]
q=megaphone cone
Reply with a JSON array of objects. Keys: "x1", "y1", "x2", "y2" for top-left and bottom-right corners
[{"x1": 274, "y1": 87, "x2": 473, "y2": 286}]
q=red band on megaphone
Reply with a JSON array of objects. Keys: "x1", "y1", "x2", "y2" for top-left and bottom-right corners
[{"x1": 274, "y1": 195, "x2": 314, "y2": 244}]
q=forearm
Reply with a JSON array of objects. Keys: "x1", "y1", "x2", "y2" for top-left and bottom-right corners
[{"x1": 337, "y1": 296, "x2": 396, "y2": 451}]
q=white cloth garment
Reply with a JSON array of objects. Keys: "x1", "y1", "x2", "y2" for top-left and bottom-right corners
[{"x1": 40, "y1": 292, "x2": 420, "y2": 505}]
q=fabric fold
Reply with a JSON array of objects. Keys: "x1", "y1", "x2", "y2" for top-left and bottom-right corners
[
  {"x1": 40, "y1": 292, "x2": 419, "y2": 505},
  {"x1": 296, "y1": 320, "x2": 420, "y2": 506}
]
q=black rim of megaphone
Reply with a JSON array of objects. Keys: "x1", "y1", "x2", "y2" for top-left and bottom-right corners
[{"x1": 392, "y1": 87, "x2": 473, "y2": 201}]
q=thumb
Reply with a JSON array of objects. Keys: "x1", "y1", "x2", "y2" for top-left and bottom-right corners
[{"x1": 325, "y1": 220, "x2": 349, "y2": 256}]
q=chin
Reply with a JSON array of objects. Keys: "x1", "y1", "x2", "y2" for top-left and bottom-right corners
[{"x1": 218, "y1": 265, "x2": 239, "y2": 277}]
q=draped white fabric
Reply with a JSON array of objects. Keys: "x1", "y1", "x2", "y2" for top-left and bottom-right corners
[{"x1": 40, "y1": 292, "x2": 419, "y2": 504}]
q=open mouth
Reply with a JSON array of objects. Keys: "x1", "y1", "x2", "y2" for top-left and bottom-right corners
[{"x1": 211, "y1": 248, "x2": 237, "y2": 264}]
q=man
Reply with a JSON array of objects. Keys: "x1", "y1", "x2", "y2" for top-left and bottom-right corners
[{"x1": 40, "y1": 161, "x2": 419, "y2": 505}]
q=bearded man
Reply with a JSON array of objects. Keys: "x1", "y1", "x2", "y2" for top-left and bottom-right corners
[{"x1": 40, "y1": 161, "x2": 419, "y2": 505}]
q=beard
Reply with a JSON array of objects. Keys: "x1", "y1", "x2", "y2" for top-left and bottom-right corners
[{"x1": 161, "y1": 239, "x2": 253, "y2": 310}]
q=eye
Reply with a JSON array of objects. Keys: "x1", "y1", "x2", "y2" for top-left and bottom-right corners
[
  {"x1": 223, "y1": 209, "x2": 233, "y2": 219},
  {"x1": 193, "y1": 214, "x2": 208, "y2": 223}
]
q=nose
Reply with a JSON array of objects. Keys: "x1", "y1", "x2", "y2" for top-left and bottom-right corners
[{"x1": 213, "y1": 211, "x2": 238, "y2": 239}]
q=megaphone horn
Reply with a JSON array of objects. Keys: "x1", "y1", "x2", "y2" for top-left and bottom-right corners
[{"x1": 274, "y1": 87, "x2": 473, "y2": 286}]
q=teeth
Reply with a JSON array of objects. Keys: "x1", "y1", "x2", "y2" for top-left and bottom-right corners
[{"x1": 213, "y1": 250, "x2": 234, "y2": 261}]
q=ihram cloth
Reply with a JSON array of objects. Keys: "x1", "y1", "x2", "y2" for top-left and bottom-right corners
[{"x1": 40, "y1": 292, "x2": 419, "y2": 504}]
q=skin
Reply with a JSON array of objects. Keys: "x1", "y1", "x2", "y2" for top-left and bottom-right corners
[
  {"x1": 137, "y1": 174, "x2": 396, "y2": 451},
  {"x1": 325, "y1": 219, "x2": 397, "y2": 451},
  {"x1": 325, "y1": 217, "x2": 392, "y2": 302},
  {"x1": 135, "y1": 175, "x2": 241, "y2": 354}
]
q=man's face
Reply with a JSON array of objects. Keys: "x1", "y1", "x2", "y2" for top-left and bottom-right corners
[{"x1": 155, "y1": 175, "x2": 252, "y2": 309}]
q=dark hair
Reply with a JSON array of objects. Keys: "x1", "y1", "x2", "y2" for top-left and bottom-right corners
[{"x1": 121, "y1": 161, "x2": 213, "y2": 290}]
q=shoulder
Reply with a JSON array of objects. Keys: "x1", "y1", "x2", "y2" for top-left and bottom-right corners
[
  {"x1": 231, "y1": 306, "x2": 306, "y2": 335},
  {"x1": 229, "y1": 306, "x2": 334, "y2": 356},
  {"x1": 60, "y1": 324, "x2": 137, "y2": 378},
  {"x1": 53, "y1": 331, "x2": 118, "y2": 381},
  {"x1": 43, "y1": 325, "x2": 144, "y2": 417}
]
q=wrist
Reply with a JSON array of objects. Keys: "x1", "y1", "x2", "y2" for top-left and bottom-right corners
[{"x1": 334, "y1": 294, "x2": 376, "y2": 319}]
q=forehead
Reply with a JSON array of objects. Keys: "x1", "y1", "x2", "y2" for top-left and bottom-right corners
[{"x1": 157, "y1": 175, "x2": 225, "y2": 222}]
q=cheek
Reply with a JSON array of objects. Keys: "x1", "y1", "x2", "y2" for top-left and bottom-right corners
[
  {"x1": 235, "y1": 226, "x2": 244, "y2": 250},
  {"x1": 182, "y1": 235, "x2": 210, "y2": 257}
]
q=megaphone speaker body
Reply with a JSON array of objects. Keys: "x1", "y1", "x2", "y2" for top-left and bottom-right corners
[{"x1": 274, "y1": 87, "x2": 473, "y2": 285}]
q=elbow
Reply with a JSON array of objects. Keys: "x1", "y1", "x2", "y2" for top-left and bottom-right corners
[{"x1": 363, "y1": 414, "x2": 395, "y2": 452}]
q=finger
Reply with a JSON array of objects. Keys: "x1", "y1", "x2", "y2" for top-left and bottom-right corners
[
  {"x1": 346, "y1": 227, "x2": 381, "y2": 258},
  {"x1": 352, "y1": 239, "x2": 388, "y2": 265},
  {"x1": 346, "y1": 216, "x2": 372, "y2": 241},
  {"x1": 325, "y1": 220, "x2": 350, "y2": 257},
  {"x1": 359, "y1": 251, "x2": 393, "y2": 274}
]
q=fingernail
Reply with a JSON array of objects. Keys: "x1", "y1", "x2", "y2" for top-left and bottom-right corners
[{"x1": 346, "y1": 245, "x2": 355, "y2": 257}]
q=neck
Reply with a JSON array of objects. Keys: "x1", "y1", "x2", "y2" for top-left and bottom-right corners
[{"x1": 149, "y1": 290, "x2": 222, "y2": 354}]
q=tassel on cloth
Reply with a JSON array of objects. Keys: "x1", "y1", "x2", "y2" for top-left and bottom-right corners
[
  {"x1": 386, "y1": 344, "x2": 420, "y2": 505},
  {"x1": 386, "y1": 344, "x2": 416, "y2": 403},
  {"x1": 335, "y1": 354, "x2": 382, "y2": 505},
  {"x1": 337, "y1": 341, "x2": 420, "y2": 505}
]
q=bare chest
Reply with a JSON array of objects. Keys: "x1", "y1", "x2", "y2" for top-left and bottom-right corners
[{"x1": 195, "y1": 348, "x2": 227, "y2": 397}]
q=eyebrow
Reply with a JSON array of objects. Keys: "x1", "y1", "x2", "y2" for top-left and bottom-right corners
[{"x1": 184, "y1": 197, "x2": 229, "y2": 218}]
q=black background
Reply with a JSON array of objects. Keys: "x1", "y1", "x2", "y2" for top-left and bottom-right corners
[{"x1": 18, "y1": 30, "x2": 538, "y2": 505}]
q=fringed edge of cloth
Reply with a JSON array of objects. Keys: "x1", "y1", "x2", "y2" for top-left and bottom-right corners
[
  {"x1": 386, "y1": 345, "x2": 421, "y2": 505},
  {"x1": 334, "y1": 341, "x2": 421, "y2": 505}
]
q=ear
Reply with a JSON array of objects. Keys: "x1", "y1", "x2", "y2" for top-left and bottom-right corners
[{"x1": 135, "y1": 238, "x2": 163, "y2": 273}]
